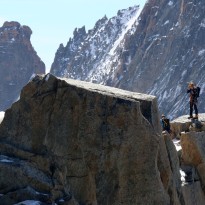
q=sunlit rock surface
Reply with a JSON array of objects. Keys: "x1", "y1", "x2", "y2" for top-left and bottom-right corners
[{"x1": 0, "y1": 74, "x2": 183, "y2": 204}]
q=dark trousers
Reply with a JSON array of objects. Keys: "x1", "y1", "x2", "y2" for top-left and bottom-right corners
[{"x1": 190, "y1": 101, "x2": 198, "y2": 116}]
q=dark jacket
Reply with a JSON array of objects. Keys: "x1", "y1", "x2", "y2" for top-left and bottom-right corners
[
  {"x1": 160, "y1": 118, "x2": 171, "y2": 132},
  {"x1": 187, "y1": 87, "x2": 198, "y2": 103}
]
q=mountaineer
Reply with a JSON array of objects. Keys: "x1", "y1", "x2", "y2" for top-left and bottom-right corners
[
  {"x1": 187, "y1": 81, "x2": 200, "y2": 119},
  {"x1": 160, "y1": 114, "x2": 171, "y2": 133}
]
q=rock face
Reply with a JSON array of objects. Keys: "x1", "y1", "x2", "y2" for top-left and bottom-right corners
[
  {"x1": 170, "y1": 115, "x2": 205, "y2": 205},
  {"x1": 50, "y1": 0, "x2": 205, "y2": 119},
  {"x1": 118, "y1": 0, "x2": 205, "y2": 118},
  {"x1": 0, "y1": 21, "x2": 45, "y2": 111},
  {"x1": 0, "y1": 74, "x2": 185, "y2": 204}
]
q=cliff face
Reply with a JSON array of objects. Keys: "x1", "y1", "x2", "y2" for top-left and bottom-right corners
[
  {"x1": 0, "y1": 74, "x2": 185, "y2": 205},
  {"x1": 118, "y1": 0, "x2": 205, "y2": 118},
  {"x1": 0, "y1": 21, "x2": 45, "y2": 111},
  {"x1": 50, "y1": 0, "x2": 205, "y2": 119}
]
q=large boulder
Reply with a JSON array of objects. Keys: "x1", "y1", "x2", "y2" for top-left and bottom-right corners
[
  {"x1": 0, "y1": 74, "x2": 182, "y2": 204},
  {"x1": 181, "y1": 131, "x2": 205, "y2": 193},
  {"x1": 170, "y1": 114, "x2": 205, "y2": 204},
  {"x1": 181, "y1": 132, "x2": 205, "y2": 166}
]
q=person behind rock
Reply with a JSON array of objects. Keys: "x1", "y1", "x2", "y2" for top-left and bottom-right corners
[
  {"x1": 187, "y1": 81, "x2": 199, "y2": 119},
  {"x1": 160, "y1": 114, "x2": 171, "y2": 133}
]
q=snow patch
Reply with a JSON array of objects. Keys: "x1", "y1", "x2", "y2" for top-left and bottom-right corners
[
  {"x1": 183, "y1": 27, "x2": 190, "y2": 38},
  {"x1": 14, "y1": 200, "x2": 42, "y2": 205},
  {"x1": 0, "y1": 159, "x2": 14, "y2": 163},
  {"x1": 173, "y1": 139, "x2": 181, "y2": 151},
  {"x1": 125, "y1": 55, "x2": 131, "y2": 65},
  {"x1": 162, "y1": 90, "x2": 168, "y2": 100},
  {"x1": 181, "y1": 70, "x2": 187, "y2": 78},
  {"x1": 163, "y1": 20, "x2": 169, "y2": 26},
  {"x1": 0, "y1": 111, "x2": 5, "y2": 124},
  {"x1": 180, "y1": 169, "x2": 186, "y2": 183},
  {"x1": 90, "y1": 41, "x2": 96, "y2": 57},
  {"x1": 109, "y1": 6, "x2": 142, "y2": 55},
  {"x1": 200, "y1": 19, "x2": 205, "y2": 27},
  {"x1": 0, "y1": 155, "x2": 14, "y2": 163},
  {"x1": 10, "y1": 37, "x2": 15, "y2": 43},
  {"x1": 148, "y1": 34, "x2": 160, "y2": 41},
  {"x1": 29, "y1": 73, "x2": 37, "y2": 82},
  {"x1": 45, "y1": 74, "x2": 50, "y2": 81},
  {"x1": 168, "y1": 1, "x2": 173, "y2": 6},
  {"x1": 198, "y1": 49, "x2": 205, "y2": 56},
  {"x1": 62, "y1": 57, "x2": 69, "y2": 62}
]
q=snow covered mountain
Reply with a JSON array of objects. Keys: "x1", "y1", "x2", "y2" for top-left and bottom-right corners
[
  {"x1": 51, "y1": 5, "x2": 141, "y2": 84},
  {"x1": 51, "y1": 0, "x2": 205, "y2": 119}
]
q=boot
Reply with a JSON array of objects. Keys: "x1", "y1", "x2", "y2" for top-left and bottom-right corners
[
  {"x1": 193, "y1": 115, "x2": 198, "y2": 119},
  {"x1": 188, "y1": 116, "x2": 193, "y2": 119}
]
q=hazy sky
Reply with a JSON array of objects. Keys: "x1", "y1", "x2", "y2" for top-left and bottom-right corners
[{"x1": 0, "y1": 0, "x2": 146, "y2": 72}]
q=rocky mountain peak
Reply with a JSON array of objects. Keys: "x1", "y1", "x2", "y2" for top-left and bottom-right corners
[
  {"x1": 90, "y1": 15, "x2": 108, "y2": 34},
  {"x1": 0, "y1": 21, "x2": 32, "y2": 44},
  {"x1": 3, "y1": 21, "x2": 20, "y2": 27},
  {"x1": 73, "y1": 26, "x2": 86, "y2": 41},
  {"x1": 50, "y1": 5, "x2": 141, "y2": 81},
  {"x1": 0, "y1": 21, "x2": 45, "y2": 111},
  {"x1": 117, "y1": 5, "x2": 139, "y2": 18}
]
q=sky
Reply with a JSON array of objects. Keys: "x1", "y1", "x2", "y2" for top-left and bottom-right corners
[{"x1": 0, "y1": 0, "x2": 146, "y2": 73}]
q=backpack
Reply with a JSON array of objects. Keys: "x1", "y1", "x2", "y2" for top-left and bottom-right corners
[
  {"x1": 192, "y1": 86, "x2": 200, "y2": 98},
  {"x1": 196, "y1": 86, "x2": 200, "y2": 97}
]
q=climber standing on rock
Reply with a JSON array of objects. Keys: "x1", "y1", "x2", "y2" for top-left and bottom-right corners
[
  {"x1": 187, "y1": 81, "x2": 200, "y2": 119},
  {"x1": 160, "y1": 114, "x2": 172, "y2": 133}
]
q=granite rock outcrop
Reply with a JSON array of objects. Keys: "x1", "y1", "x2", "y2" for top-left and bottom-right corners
[{"x1": 0, "y1": 74, "x2": 184, "y2": 205}]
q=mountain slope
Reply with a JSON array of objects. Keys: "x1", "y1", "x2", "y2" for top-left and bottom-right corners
[
  {"x1": 0, "y1": 21, "x2": 45, "y2": 111},
  {"x1": 118, "y1": 0, "x2": 205, "y2": 118},
  {"x1": 50, "y1": 5, "x2": 141, "y2": 84},
  {"x1": 50, "y1": 1, "x2": 205, "y2": 119}
]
